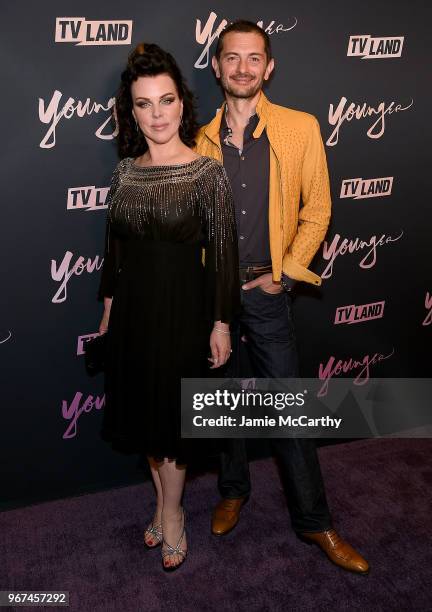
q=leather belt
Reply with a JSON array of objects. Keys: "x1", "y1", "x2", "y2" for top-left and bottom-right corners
[{"x1": 239, "y1": 264, "x2": 272, "y2": 282}]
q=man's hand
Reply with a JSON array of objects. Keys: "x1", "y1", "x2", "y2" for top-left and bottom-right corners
[{"x1": 241, "y1": 272, "x2": 282, "y2": 294}]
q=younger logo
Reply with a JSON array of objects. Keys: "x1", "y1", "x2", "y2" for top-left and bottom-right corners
[
  {"x1": 340, "y1": 177, "x2": 393, "y2": 200},
  {"x1": 67, "y1": 186, "x2": 109, "y2": 211},
  {"x1": 62, "y1": 391, "x2": 105, "y2": 439},
  {"x1": 0, "y1": 330, "x2": 12, "y2": 344},
  {"x1": 51, "y1": 250, "x2": 103, "y2": 304},
  {"x1": 318, "y1": 348, "x2": 395, "y2": 397},
  {"x1": 194, "y1": 11, "x2": 297, "y2": 69},
  {"x1": 321, "y1": 230, "x2": 404, "y2": 279},
  {"x1": 55, "y1": 18, "x2": 132, "y2": 45},
  {"x1": 334, "y1": 301, "x2": 385, "y2": 325},
  {"x1": 327, "y1": 97, "x2": 413, "y2": 146},
  {"x1": 347, "y1": 35, "x2": 404, "y2": 59},
  {"x1": 423, "y1": 292, "x2": 432, "y2": 326},
  {"x1": 38, "y1": 90, "x2": 116, "y2": 149},
  {"x1": 77, "y1": 333, "x2": 99, "y2": 355}
]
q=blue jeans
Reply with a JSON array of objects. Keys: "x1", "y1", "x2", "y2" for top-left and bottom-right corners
[{"x1": 219, "y1": 284, "x2": 333, "y2": 533}]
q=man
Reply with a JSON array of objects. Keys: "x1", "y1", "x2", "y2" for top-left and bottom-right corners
[{"x1": 195, "y1": 20, "x2": 369, "y2": 574}]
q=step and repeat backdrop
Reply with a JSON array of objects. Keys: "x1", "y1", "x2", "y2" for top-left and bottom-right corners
[{"x1": 1, "y1": 1, "x2": 430, "y2": 507}]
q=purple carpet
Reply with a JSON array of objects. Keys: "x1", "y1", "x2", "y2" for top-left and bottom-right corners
[{"x1": 1, "y1": 439, "x2": 431, "y2": 611}]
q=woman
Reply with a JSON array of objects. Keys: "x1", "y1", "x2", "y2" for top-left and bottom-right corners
[{"x1": 97, "y1": 43, "x2": 239, "y2": 571}]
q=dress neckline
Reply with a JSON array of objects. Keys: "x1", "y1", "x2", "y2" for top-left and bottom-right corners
[{"x1": 130, "y1": 156, "x2": 205, "y2": 170}]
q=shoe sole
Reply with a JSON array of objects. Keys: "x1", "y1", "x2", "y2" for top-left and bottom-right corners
[{"x1": 211, "y1": 519, "x2": 240, "y2": 536}]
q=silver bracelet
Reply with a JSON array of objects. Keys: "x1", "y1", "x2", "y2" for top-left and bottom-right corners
[{"x1": 214, "y1": 327, "x2": 230, "y2": 335}]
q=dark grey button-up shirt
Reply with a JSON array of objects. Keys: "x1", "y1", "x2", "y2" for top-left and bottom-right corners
[{"x1": 220, "y1": 110, "x2": 271, "y2": 266}]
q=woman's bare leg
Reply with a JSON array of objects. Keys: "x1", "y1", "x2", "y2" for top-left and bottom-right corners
[
  {"x1": 157, "y1": 458, "x2": 187, "y2": 567},
  {"x1": 144, "y1": 456, "x2": 164, "y2": 545}
]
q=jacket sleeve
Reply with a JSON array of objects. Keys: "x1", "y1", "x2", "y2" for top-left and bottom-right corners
[
  {"x1": 97, "y1": 162, "x2": 124, "y2": 301},
  {"x1": 282, "y1": 116, "x2": 332, "y2": 286}
]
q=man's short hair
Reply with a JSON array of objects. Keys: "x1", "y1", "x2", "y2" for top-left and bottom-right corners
[{"x1": 214, "y1": 20, "x2": 272, "y2": 62}]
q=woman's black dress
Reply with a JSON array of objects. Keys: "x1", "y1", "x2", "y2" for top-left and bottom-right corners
[{"x1": 98, "y1": 156, "x2": 239, "y2": 462}]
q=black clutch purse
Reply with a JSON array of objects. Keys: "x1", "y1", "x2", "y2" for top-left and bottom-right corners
[{"x1": 84, "y1": 333, "x2": 107, "y2": 375}]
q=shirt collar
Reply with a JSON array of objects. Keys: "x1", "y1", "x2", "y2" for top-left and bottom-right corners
[
  {"x1": 205, "y1": 91, "x2": 270, "y2": 146},
  {"x1": 220, "y1": 106, "x2": 260, "y2": 144}
]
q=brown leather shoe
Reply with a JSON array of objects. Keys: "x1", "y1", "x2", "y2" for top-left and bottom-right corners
[
  {"x1": 300, "y1": 529, "x2": 369, "y2": 574},
  {"x1": 211, "y1": 497, "x2": 246, "y2": 536}
]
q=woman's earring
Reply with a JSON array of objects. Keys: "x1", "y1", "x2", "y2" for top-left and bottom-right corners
[{"x1": 135, "y1": 119, "x2": 139, "y2": 132}]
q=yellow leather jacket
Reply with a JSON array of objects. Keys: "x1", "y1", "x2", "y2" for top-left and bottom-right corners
[{"x1": 195, "y1": 92, "x2": 332, "y2": 286}]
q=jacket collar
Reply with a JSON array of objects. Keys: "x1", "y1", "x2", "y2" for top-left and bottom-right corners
[{"x1": 204, "y1": 91, "x2": 271, "y2": 147}]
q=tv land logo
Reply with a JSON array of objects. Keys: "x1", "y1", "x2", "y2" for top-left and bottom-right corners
[
  {"x1": 318, "y1": 348, "x2": 395, "y2": 397},
  {"x1": 77, "y1": 333, "x2": 99, "y2": 355},
  {"x1": 340, "y1": 177, "x2": 393, "y2": 200},
  {"x1": 62, "y1": 391, "x2": 105, "y2": 439},
  {"x1": 55, "y1": 18, "x2": 132, "y2": 46},
  {"x1": 334, "y1": 301, "x2": 385, "y2": 325},
  {"x1": 423, "y1": 292, "x2": 432, "y2": 326},
  {"x1": 321, "y1": 230, "x2": 404, "y2": 279},
  {"x1": 67, "y1": 186, "x2": 109, "y2": 211},
  {"x1": 194, "y1": 11, "x2": 297, "y2": 69},
  {"x1": 51, "y1": 250, "x2": 103, "y2": 304},
  {"x1": 38, "y1": 90, "x2": 116, "y2": 149},
  {"x1": 326, "y1": 97, "x2": 413, "y2": 147},
  {"x1": 0, "y1": 330, "x2": 12, "y2": 344},
  {"x1": 347, "y1": 35, "x2": 404, "y2": 59}
]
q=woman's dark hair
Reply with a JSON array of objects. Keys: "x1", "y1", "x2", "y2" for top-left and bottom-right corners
[
  {"x1": 215, "y1": 20, "x2": 272, "y2": 63},
  {"x1": 115, "y1": 43, "x2": 198, "y2": 158}
]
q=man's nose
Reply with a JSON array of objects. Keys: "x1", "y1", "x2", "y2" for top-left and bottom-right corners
[{"x1": 239, "y1": 58, "x2": 248, "y2": 73}]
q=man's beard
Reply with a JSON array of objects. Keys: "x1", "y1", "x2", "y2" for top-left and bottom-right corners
[{"x1": 220, "y1": 72, "x2": 264, "y2": 99}]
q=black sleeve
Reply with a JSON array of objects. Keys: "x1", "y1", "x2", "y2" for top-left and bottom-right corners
[
  {"x1": 203, "y1": 162, "x2": 240, "y2": 324},
  {"x1": 97, "y1": 162, "x2": 124, "y2": 301}
]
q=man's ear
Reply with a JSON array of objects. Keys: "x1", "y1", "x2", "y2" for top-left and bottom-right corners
[
  {"x1": 211, "y1": 56, "x2": 221, "y2": 78},
  {"x1": 264, "y1": 58, "x2": 275, "y2": 81}
]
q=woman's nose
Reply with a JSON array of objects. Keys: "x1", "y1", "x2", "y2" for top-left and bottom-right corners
[{"x1": 152, "y1": 103, "x2": 162, "y2": 118}]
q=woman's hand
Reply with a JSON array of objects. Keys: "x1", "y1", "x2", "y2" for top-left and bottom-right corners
[
  {"x1": 99, "y1": 298, "x2": 112, "y2": 334},
  {"x1": 208, "y1": 321, "x2": 231, "y2": 369}
]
